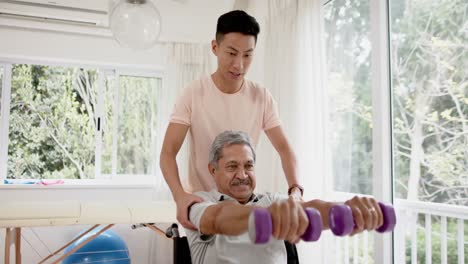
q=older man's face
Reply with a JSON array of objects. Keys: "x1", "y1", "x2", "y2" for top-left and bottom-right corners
[{"x1": 209, "y1": 144, "x2": 256, "y2": 204}]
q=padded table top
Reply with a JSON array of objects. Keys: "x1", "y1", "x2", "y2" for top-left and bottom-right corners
[{"x1": 0, "y1": 200, "x2": 176, "y2": 227}]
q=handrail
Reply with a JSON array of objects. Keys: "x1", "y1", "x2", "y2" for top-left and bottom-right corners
[
  {"x1": 331, "y1": 192, "x2": 467, "y2": 264},
  {"x1": 331, "y1": 192, "x2": 468, "y2": 219},
  {"x1": 395, "y1": 199, "x2": 468, "y2": 219}
]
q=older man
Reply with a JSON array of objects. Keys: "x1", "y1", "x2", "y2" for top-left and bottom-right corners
[{"x1": 186, "y1": 131, "x2": 383, "y2": 264}]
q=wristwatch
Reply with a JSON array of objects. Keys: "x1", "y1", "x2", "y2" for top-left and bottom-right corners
[{"x1": 288, "y1": 184, "x2": 304, "y2": 196}]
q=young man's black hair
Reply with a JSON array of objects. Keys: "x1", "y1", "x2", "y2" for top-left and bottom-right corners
[{"x1": 216, "y1": 10, "x2": 260, "y2": 43}]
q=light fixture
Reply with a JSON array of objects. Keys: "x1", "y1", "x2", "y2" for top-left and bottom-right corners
[{"x1": 109, "y1": 0, "x2": 162, "y2": 50}]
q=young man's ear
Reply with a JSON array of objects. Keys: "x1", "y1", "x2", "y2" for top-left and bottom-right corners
[{"x1": 211, "y1": 39, "x2": 218, "y2": 55}]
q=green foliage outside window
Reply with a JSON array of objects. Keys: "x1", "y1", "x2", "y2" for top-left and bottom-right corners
[
  {"x1": 391, "y1": 0, "x2": 468, "y2": 206},
  {"x1": 100, "y1": 75, "x2": 159, "y2": 175},
  {"x1": 406, "y1": 217, "x2": 468, "y2": 263},
  {"x1": 325, "y1": 0, "x2": 373, "y2": 195},
  {"x1": 117, "y1": 76, "x2": 159, "y2": 175},
  {"x1": 326, "y1": 0, "x2": 467, "y2": 204},
  {"x1": 326, "y1": 0, "x2": 467, "y2": 262},
  {"x1": 7, "y1": 65, "x2": 96, "y2": 179},
  {"x1": 5, "y1": 64, "x2": 161, "y2": 179}
]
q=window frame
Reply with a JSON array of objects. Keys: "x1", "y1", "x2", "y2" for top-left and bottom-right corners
[
  {"x1": 322, "y1": 0, "x2": 394, "y2": 262},
  {"x1": 0, "y1": 63, "x2": 12, "y2": 184},
  {"x1": 99, "y1": 69, "x2": 164, "y2": 180},
  {"x1": 0, "y1": 57, "x2": 164, "y2": 185},
  {"x1": 369, "y1": 0, "x2": 394, "y2": 263}
]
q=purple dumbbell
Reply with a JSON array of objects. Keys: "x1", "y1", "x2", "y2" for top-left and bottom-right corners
[
  {"x1": 328, "y1": 202, "x2": 397, "y2": 236},
  {"x1": 301, "y1": 208, "x2": 323, "y2": 241},
  {"x1": 248, "y1": 207, "x2": 323, "y2": 244}
]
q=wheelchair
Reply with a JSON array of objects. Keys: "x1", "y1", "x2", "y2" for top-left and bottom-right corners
[{"x1": 165, "y1": 223, "x2": 300, "y2": 264}]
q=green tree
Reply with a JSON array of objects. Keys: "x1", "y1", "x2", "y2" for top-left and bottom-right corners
[
  {"x1": 7, "y1": 65, "x2": 96, "y2": 179},
  {"x1": 116, "y1": 76, "x2": 159, "y2": 175},
  {"x1": 325, "y1": 0, "x2": 373, "y2": 195},
  {"x1": 391, "y1": 0, "x2": 468, "y2": 205},
  {"x1": 325, "y1": 0, "x2": 467, "y2": 262}
]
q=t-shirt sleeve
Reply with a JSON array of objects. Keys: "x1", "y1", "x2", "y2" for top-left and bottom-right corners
[
  {"x1": 189, "y1": 192, "x2": 216, "y2": 240},
  {"x1": 186, "y1": 192, "x2": 216, "y2": 263},
  {"x1": 190, "y1": 201, "x2": 214, "y2": 233},
  {"x1": 169, "y1": 86, "x2": 192, "y2": 126},
  {"x1": 263, "y1": 88, "x2": 282, "y2": 131}
]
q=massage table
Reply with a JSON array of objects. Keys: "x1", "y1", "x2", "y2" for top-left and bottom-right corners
[{"x1": 0, "y1": 200, "x2": 176, "y2": 264}]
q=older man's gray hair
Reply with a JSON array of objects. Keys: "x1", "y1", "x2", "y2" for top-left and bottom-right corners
[{"x1": 209, "y1": 131, "x2": 256, "y2": 169}]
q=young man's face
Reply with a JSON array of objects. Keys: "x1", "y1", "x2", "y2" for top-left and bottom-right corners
[
  {"x1": 209, "y1": 144, "x2": 256, "y2": 204},
  {"x1": 212, "y1": 32, "x2": 256, "y2": 83}
]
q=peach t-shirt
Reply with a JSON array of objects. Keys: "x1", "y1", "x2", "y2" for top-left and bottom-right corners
[{"x1": 170, "y1": 75, "x2": 281, "y2": 192}]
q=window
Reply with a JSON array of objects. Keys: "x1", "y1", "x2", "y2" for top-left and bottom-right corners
[
  {"x1": 101, "y1": 74, "x2": 161, "y2": 176},
  {"x1": 7, "y1": 64, "x2": 97, "y2": 179},
  {"x1": 324, "y1": 0, "x2": 373, "y2": 195},
  {"x1": 0, "y1": 65, "x2": 6, "y2": 181},
  {"x1": 390, "y1": 0, "x2": 467, "y2": 206},
  {"x1": 390, "y1": 0, "x2": 467, "y2": 263},
  {"x1": 324, "y1": 0, "x2": 375, "y2": 263},
  {"x1": 3, "y1": 62, "x2": 161, "y2": 180}
]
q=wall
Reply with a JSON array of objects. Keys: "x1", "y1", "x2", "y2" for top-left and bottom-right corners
[{"x1": 0, "y1": 26, "x2": 166, "y2": 69}]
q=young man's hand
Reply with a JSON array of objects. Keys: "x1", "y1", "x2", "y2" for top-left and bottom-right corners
[
  {"x1": 268, "y1": 196, "x2": 309, "y2": 244},
  {"x1": 175, "y1": 192, "x2": 204, "y2": 230},
  {"x1": 344, "y1": 196, "x2": 383, "y2": 236}
]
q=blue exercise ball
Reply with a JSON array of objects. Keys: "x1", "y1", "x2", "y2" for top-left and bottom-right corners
[{"x1": 62, "y1": 227, "x2": 130, "y2": 264}]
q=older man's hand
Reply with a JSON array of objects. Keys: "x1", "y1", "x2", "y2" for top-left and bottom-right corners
[
  {"x1": 344, "y1": 196, "x2": 384, "y2": 236},
  {"x1": 289, "y1": 187, "x2": 303, "y2": 202},
  {"x1": 267, "y1": 196, "x2": 309, "y2": 244}
]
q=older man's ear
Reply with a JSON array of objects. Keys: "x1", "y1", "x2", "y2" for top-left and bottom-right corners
[{"x1": 208, "y1": 163, "x2": 216, "y2": 176}]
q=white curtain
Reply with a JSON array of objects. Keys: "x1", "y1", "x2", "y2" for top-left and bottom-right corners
[
  {"x1": 150, "y1": 42, "x2": 213, "y2": 264},
  {"x1": 154, "y1": 42, "x2": 214, "y2": 198},
  {"x1": 260, "y1": 0, "x2": 330, "y2": 199},
  {"x1": 258, "y1": 1, "x2": 331, "y2": 262}
]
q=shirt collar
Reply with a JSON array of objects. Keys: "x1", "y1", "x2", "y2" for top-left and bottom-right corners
[{"x1": 215, "y1": 191, "x2": 259, "y2": 203}]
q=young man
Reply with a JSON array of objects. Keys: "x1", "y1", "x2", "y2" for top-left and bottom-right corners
[
  {"x1": 187, "y1": 131, "x2": 384, "y2": 264},
  {"x1": 160, "y1": 10, "x2": 302, "y2": 230}
]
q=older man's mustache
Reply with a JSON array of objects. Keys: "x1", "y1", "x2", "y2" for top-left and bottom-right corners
[{"x1": 231, "y1": 178, "x2": 251, "y2": 186}]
